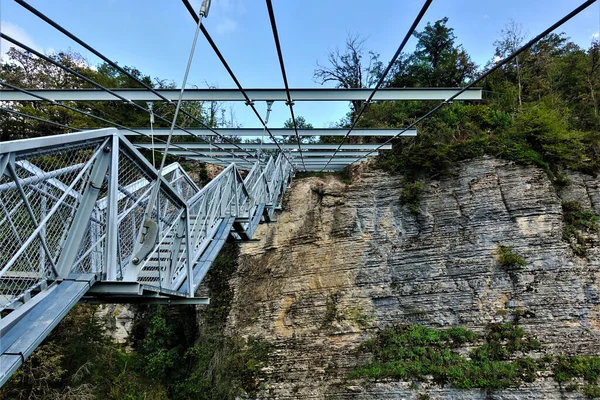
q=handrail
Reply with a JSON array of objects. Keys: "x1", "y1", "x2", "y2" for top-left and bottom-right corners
[{"x1": 0, "y1": 128, "x2": 293, "y2": 313}]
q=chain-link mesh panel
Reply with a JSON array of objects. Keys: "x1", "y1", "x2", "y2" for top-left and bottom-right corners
[
  {"x1": 0, "y1": 139, "x2": 104, "y2": 311},
  {"x1": 2, "y1": 128, "x2": 293, "y2": 305}
]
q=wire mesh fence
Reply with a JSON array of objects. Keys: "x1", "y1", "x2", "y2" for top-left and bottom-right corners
[
  {"x1": 1, "y1": 138, "x2": 105, "y2": 310},
  {"x1": 1, "y1": 128, "x2": 294, "y2": 311}
]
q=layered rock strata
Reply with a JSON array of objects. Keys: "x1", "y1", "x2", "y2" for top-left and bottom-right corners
[{"x1": 225, "y1": 156, "x2": 600, "y2": 399}]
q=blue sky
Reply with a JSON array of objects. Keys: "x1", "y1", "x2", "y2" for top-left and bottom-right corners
[{"x1": 1, "y1": 0, "x2": 599, "y2": 130}]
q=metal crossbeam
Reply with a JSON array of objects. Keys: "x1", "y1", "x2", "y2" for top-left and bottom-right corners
[
  {"x1": 0, "y1": 88, "x2": 483, "y2": 102},
  {"x1": 168, "y1": 151, "x2": 376, "y2": 157},
  {"x1": 134, "y1": 143, "x2": 392, "y2": 150},
  {"x1": 184, "y1": 156, "x2": 365, "y2": 164},
  {"x1": 124, "y1": 128, "x2": 417, "y2": 137}
]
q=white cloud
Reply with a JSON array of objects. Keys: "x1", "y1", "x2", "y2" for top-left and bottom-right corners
[
  {"x1": 207, "y1": 0, "x2": 246, "y2": 36},
  {"x1": 592, "y1": 31, "x2": 600, "y2": 39},
  {"x1": 0, "y1": 21, "x2": 41, "y2": 61},
  {"x1": 493, "y1": 55, "x2": 502, "y2": 63},
  {"x1": 215, "y1": 17, "x2": 238, "y2": 35}
]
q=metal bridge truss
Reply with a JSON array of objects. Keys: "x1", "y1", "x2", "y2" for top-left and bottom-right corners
[{"x1": 0, "y1": 128, "x2": 293, "y2": 384}]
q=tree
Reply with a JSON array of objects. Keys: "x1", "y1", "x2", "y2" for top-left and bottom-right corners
[
  {"x1": 586, "y1": 41, "x2": 600, "y2": 119},
  {"x1": 388, "y1": 17, "x2": 477, "y2": 88},
  {"x1": 314, "y1": 34, "x2": 382, "y2": 116},
  {"x1": 494, "y1": 20, "x2": 527, "y2": 109},
  {"x1": 414, "y1": 17, "x2": 456, "y2": 71},
  {"x1": 283, "y1": 115, "x2": 314, "y2": 144},
  {"x1": 283, "y1": 115, "x2": 313, "y2": 130}
]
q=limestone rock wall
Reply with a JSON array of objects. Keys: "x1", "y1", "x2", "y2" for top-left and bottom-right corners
[{"x1": 225, "y1": 156, "x2": 600, "y2": 399}]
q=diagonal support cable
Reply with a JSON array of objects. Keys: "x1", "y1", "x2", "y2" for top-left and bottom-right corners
[
  {"x1": 14, "y1": 0, "x2": 258, "y2": 164},
  {"x1": 320, "y1": 0, "x2": 433, "y2": 171},
  {"x1": 342, "y1": 0, "x2": 598, "y2": 166},
  {"x1": 265, "y1": 0, "x2": 306, "y2": 171},
  {"x1": 181, "y1": 0, "x2": 296, "y2": 170},
  {"x1": 0, "y1": 107, "x2": 81, "y2": 132}
]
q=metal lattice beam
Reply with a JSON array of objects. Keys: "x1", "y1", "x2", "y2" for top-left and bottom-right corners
[
  {"x1": 123, "y1": 128, "x2": 417, "y2": 137},
  {"x1": 0, "y1": 88, "x2": 483, "y2": 102},
  {"x1": 133, "y1": 143, "x2": 393, "y2": 150}
]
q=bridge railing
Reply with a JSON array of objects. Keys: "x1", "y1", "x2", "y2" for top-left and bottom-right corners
[{"x1": 0, "y1": 128, "x2": 293, "y2": 312}]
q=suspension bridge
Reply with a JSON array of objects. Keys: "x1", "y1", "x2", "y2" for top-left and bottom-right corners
[{"x1": 0, "y1": 0, "x2": 594, "y2": 388}]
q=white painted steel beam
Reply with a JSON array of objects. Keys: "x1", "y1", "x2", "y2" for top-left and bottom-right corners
[
  {"x1": 0, "y1": 88, "x2": 483, "y2": 102},
  {"x1": 124, "y1": 128, "x2": 417, "y2": 137},
  {"x1": 134, "y1": 143, "x2": 392, "y2": 150},
  {"x1": 185, "y1": 156, "x2": 364, "y2": 164},
  {"x1": 163, "y1": 150, "x2": 376, "y2": 157}
]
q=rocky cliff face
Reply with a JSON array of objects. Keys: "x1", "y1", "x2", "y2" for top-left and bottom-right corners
[{"x1": 224, "y1": 156, "x2": 600, "y2": 399}]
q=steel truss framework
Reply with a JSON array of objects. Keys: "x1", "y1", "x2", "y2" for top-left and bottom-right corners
[{"x1": 0, "y1": 128, "x2": 293, "y2": 385}]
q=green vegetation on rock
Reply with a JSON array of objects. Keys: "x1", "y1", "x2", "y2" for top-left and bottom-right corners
[
  {"x1": 554, "y1": 356, "x2": 600, "y2": 397},
  {"x1": 400, "y1": 180, "x2": 424, "y2": 214},
  {"x1": 348, "y1": 323, "x2": 544, "y2": 390},
  {"x1": 498, "y1": 245, "x2": 527, "y2": 269},
  {"x1": 562, "y1": 201, "x2": 599, "y2": 257}
]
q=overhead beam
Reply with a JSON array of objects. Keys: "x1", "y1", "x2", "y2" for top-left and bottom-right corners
[
  {"x1": 133, "y1": 143, "x2": 392, "y2": 150},
  {"x1": 200, "y1": 160, "x2": 353, "y2": 172},
  {"x1": 184, "y1": 156, "x2": 365, "y2": 164},
  {"x1": 193, "y1": 158, "x2": 350, "y2": 171},
  {"x1": 124, "y1": 128, "x2": 417, "y2": 137},
  {"x1": 0, "y1": 88, "x2": 483, "y2": 102},
  {"x1": 161, "y1": 150, "x2": 376, "y2": 157}
]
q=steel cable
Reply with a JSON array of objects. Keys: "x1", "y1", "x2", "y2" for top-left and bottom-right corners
[
  {"x1": 265, "y1": 0, "x2": 306, "y2": 171},
  {"x1": 320, "y1": 0, "x2": 433, "y2": 171},
  {"x1": 0, "y1": 32, "x2": 257, "y2": 163},
  {"x1": 181, "y1": 0, "x2": 297, "y2": 170},
  {"x1": 14, "y1": 0, "x2": 259, "y2": 162},
  {"x1": 343, "y1": 0, "x2": 598, "y2": 165}
]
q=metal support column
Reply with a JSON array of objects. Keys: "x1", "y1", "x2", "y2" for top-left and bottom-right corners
[
  {"x1": 105, "y1": 134, "x2": 119, "y2": 280},
  {"x1": 56, "y1": 142, "x2": 111, "y2": 278}
]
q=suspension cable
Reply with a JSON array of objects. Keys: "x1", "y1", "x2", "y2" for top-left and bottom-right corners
[
  {"x1": 14, "y1": 0, "x2": 257, "y2": 162},
  {"x1": 0, "y1": 106, "x2": 81, "y2": 132},
  {"x1": 181, "y1": 0, "x2": 296, "y2": 170},
  {"x1": 156, "y1": 1, "x2": 205, "y2": 176},
  {"x1": 320, "y1": 0, "x2": 433, "y2": 171},
  {"x1": 265, "y1": 0, "x2": 306, "y2": 171},
  {"x1": 0, "y1": 32, "x2": 256, "y2": 163},
  {"x1": 141, "y1": 1, "x2": 207, "y2": 240},
  {"x1": 342, "y1": 0, "x2": 598, "y2": 166}
]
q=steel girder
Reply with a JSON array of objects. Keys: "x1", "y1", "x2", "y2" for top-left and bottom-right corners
[
  {"x1": 0, "y1": 87, "x2": 483, "y2": 102},
  {"x1": 124, "y1": 128, "x2": 417, "y2": 137}
]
